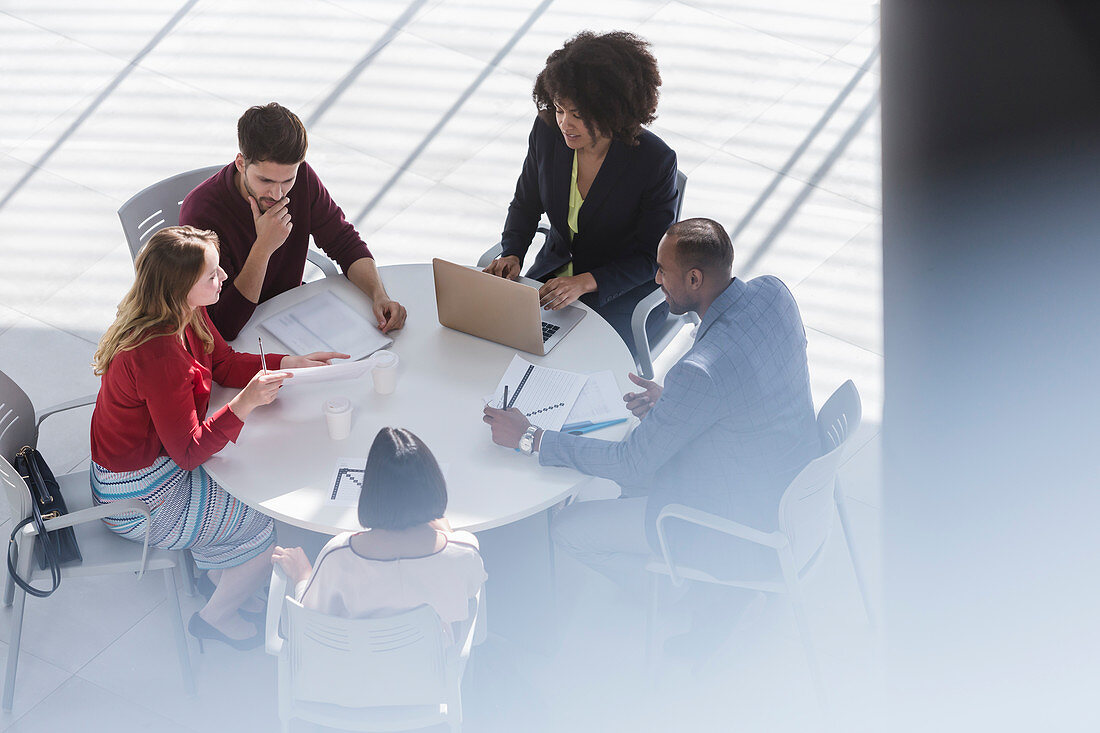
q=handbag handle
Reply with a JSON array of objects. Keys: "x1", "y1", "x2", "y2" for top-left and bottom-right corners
[
  {"x1": 7, "y1": 507, "x2": 62, "y2": 598},
  {"x1": 18, "y1": 446, "x2": 54, "y2": 505}
]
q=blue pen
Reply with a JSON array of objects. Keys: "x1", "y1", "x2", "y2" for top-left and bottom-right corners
[{"x1": 567, "y1": 417, "x2": 628, "y2": 435}]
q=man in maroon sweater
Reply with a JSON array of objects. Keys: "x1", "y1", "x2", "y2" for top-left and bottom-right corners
[{"x1": 181, "y1": 102, "x2": 407, "y2": 340}]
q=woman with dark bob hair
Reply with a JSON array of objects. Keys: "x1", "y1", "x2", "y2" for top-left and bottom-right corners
[
  {"x1": 273, "y1": 428, "x2": 486, "y2": 636},
  {"x1": 484, "y1": 30, "x2": 679, "y2": 352}
]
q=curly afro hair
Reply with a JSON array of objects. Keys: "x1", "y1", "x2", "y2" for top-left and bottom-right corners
[{"x1": 533, "y1": 31, "x2": 661, "y2": 146}]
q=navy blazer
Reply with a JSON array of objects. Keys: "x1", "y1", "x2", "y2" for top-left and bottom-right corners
[{"x1": 500, "y1": 117, "x2": 678, "y2": 309}]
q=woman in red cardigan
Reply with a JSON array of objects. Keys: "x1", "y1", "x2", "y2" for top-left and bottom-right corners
[{"x1": 90, "y1": 225, "x2": 344, "y2": 650}]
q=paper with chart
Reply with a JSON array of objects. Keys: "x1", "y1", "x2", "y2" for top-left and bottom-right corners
[
  {"x1": 489, "y1": 355, "x2": 587, "y2": 431},
  {"x1": 563, "y1": 370, "x2": 630, "y2": 425},
  {"x1": 259, "y1": 291, "x2": 392, "y2": 361},
  {"x1": 327, "y1": 457, "x2": 368, "y2": 506}
]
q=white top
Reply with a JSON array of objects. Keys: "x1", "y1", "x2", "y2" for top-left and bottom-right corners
[
  {"x1": 206, "y1": 265, "x2": 637, "y2": 535},
  {"x1": 294, "y1": 530, "x2": 487, "y2": 635}
]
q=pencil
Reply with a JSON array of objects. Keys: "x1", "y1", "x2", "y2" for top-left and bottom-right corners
[
  {"x1": 258, "y1": 337, "x2": 268, "y2": 375},
  {"x1": 502, "y1": 385, "x2": 509, "y2": 409}
]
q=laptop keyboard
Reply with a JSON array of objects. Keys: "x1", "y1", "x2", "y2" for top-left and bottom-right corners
[{"x1": 541, "y1": 322, "x2": 560, "y2": 342}]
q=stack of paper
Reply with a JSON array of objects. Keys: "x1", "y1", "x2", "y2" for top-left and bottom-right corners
[
  {"x1": 488, "y1": 355, "x2": 630, "y2": 432},
  {"x1": 260, "y1": 291, "x2": 392, "y2": 361}
]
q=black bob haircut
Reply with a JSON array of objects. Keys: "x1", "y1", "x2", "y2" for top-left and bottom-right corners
[{"x1": 358, "y1": 427, "x2": 447, "y2": 530}]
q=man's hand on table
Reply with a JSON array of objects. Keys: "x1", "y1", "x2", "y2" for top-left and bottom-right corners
[
  {"x1": 373, "y1": 297, "x2": 407, "y2": 333},
  {"x1": 483, "y1": 405, "x2": 540, "y2": 451}
]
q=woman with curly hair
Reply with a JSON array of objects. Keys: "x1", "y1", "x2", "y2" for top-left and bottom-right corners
[{"x1": 484, "y1": 31, "x2": 679, "y2": 352}]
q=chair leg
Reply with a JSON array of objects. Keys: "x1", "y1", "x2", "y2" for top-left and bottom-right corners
[
  {"x1": 779, "y1": 549, "x2": 829, "y2": 718},
  {"x1": 2, "y1": 540, "x2": 34, "y2": 713},
  {"x1": 2, "y1": 586, "x2": 26, "y2": 712},
  {"x1": 179, "y1": 550, "x2": 197, "y2": 597},
  {"x1": 164, "y1": 567, "x2": 196, "y2": 696},
  {"x1": 835, "y1": 486, "x2": 876, "y2": 628},
  {"x1": 3, "y1": 556, "x2": 14, "y2": 607},
  {"x1": 645, "y1": 572, "x2": 660, "y2": 669}
]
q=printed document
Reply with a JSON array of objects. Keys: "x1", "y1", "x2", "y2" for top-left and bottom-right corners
[
  {"x1": 489, "y1": 355, "x2": 586, "y2": 431},
  {"x1": 260, "y1": 291, "x2": 392, "y2": 361}
]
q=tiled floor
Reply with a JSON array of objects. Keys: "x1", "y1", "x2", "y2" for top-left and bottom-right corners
[{"x1": 0, "y1": 1, "x2": 881, "y2": 730}]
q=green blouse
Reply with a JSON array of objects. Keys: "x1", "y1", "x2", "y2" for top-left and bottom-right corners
[{"x1": 553, "y1": 150, "x2": 584, "y2": 278}]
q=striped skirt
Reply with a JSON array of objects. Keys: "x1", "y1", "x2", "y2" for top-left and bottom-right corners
[{"x1": 90, "y1": 457, "x2": 275, "y2": 570}]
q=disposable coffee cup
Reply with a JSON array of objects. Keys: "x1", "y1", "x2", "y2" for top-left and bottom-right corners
[
  {"x1": 323, "y1": 397, "x2": 352, "y2": 440},
  {"x1": 371, "y1": 350, "x2": 399, "y2": 395}
]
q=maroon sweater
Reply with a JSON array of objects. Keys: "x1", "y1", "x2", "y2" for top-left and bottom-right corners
[
  {"x1": 90, "y1": 308, "x2": 286, "y2": 472},
  {"x1": 180, "y1": 161, "x2": 372, "y2": 339}
]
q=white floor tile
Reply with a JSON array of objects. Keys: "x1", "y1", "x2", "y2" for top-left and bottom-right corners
[
  {"x1": 322, "y1": 0, "x2": 448, "y2": 28},
  {"x1": 0, "y1": 316, "x2": 99, "y2": 408},
  {"x1": 438, "y1": 114, "x2": 534, "y2": 210},
  {"x1": 0, "y1": 571, "x2": 169, "y2": 675},
  {"x1": 794, "y1": 222, "x2": 882, "y2": 355},
  {"x1": 684, "y1": 0, "x2": 876, "y2": 58},
  {"x1": 0, "y1": 1, "x2": 193, "y2": 61},
  {"x1": 408, "y1": 0, "x2": 667, "y2": 80},
  {"x1": 0, "y1": 168, "x2": 119, "y2": 312},
  {"x1": 137, "y1": 0, "x2": 393, "y2": 112},
  {"x1": 685, "y1": 149, "x2": 876, "y2": 286},
  {"x1": 806, "y1": 326, "x2": 882, "y2": 444},
  {"x1": 833, "y1": 16, "x2": 880, "y2": 73},
  {"x1": 31, "y1": 243, "x2": 133, "y2": 345},
  {"x1": 641, "y1": 1, "x2": 829, "y2": 149},
  {"x1": 368, "y1": 180, "x2": 508, "y2": 266},
  {"x1": 311, "y1": 32, "x2": 532, "y2": 183},
  {"x1": 723, "y1": 56, "x2": 880, "y2": 211},
  {"x1": 78, "y1": 599, "x2": 280, "y2": 733},
  {"x1": 3, "y1": 676, "x2": 193, "y2": 733},
  {"x1": 0, "y1": 645, "x2": 70, "y2": 731},
  {"x1": 0, "y1": 15, "x2": 126, "y2": 156},
  {"x1": 9, "y1": 68, "x2": 243, "y2": 203},
  {"x1": 307, "y1": 136, "x2": 440, "y2": 237}
]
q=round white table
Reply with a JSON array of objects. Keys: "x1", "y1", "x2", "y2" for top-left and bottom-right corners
[{"x1": 205, "y1": 263, "x2": 636, "y2": 535}]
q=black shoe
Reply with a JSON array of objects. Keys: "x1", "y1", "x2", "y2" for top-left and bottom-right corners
[{"x1": 187, "y1": 612, "x2": 263, "y2": 653}]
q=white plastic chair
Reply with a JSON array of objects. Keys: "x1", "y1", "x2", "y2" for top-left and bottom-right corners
[
  {"x1": 117, "y1": 165, "x2": 337, "y2": 278},
  {"x1": 264, "y1": 565, "x2": 480, "y2": 733},
  {"x1": 0, "y1": 369, "x2": 194, "y2": 711},
  {"x1": 476, "y1": 170, "x2": 695, "y2": 378},
  {"x1": 644, "y1": 380, "x2": 874, "y2": 701}
]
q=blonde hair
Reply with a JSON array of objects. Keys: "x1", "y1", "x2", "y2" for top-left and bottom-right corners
[{"x1": 93, "y1": 226, "x2": 220, "y2": 375}]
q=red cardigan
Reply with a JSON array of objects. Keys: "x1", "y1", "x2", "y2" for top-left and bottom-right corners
[{"x1": 90, "y1": 309, "x2": 285, "y2": 472}]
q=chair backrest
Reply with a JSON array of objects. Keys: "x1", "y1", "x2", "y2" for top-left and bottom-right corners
[
  {"x1": 0, "y1": 369, "x2": 37, "y2": 523},
  {"x1": 283, "y1": 599, "x2": 449, "y2": 709},
  {"x1": 674, "y1": 169, "x2": 688, "y2": 223},
  {"x1": 777, "y1": 380, "x2": 863, "y2": 570},
  {"x1": 117, "y1": 165, "x2": 223, "y2": 262}
]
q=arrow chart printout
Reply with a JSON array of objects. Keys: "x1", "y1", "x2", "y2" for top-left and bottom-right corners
[
  {"x1": 328, "y1": 457, "x2": 368, "y2": 506},
  {"x1": 490, "y1": 355, "x2": 586, "y2": 431}
]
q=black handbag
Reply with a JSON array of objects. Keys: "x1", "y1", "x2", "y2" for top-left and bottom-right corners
[{"x1": 6, "y1": 445, "x2": 83, "y2": 597}]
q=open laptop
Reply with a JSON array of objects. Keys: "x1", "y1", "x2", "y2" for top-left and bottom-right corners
[{"x1": 432, "y1": 258, "x2": 585, "y2": 355}]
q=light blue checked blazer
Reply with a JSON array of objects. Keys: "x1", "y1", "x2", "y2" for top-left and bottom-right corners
[{"x1": 540, "y1": 276, "x2": 820, "y2": 552}]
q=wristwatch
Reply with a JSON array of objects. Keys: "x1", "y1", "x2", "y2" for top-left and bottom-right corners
[{"x1": 518, "y1": 425, "x2": 540, "y2": 455}]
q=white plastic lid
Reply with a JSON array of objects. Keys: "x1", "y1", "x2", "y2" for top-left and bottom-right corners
[{"x1": 323, "y1": 397, "x2": 351, "y2": 414}]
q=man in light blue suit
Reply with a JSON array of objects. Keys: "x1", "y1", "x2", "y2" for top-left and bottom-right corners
[{"x1": 483, "y1": 218, "x2": 819, "y2": 649}]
